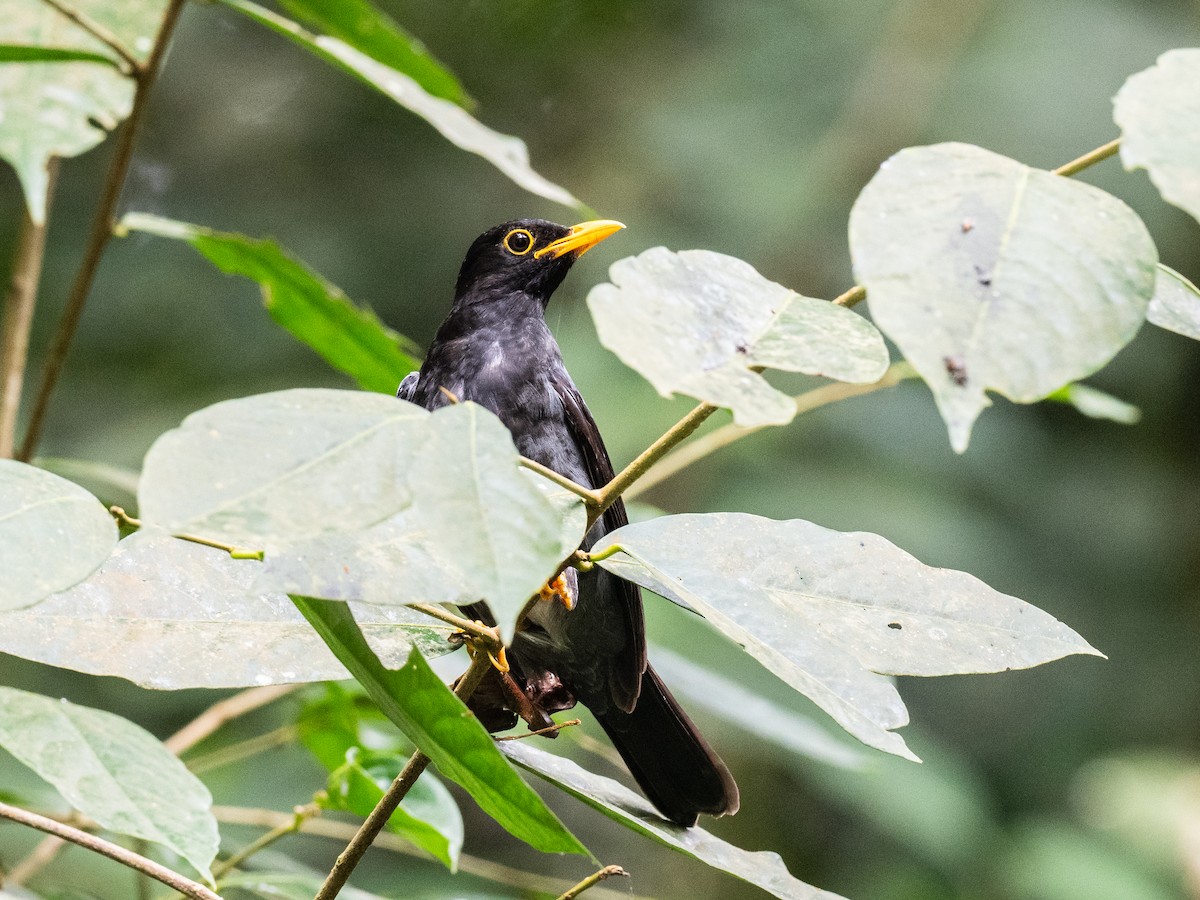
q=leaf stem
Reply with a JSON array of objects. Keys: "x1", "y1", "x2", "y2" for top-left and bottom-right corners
[
  {"x1": 495, "y1": 718, "x2": 582, "y2": 741},
  {"x1": 832, "y1": 284, "x2": 866, "y2": 307},
  {"x1": 313, "y1": 647, "x2": 494, "y2": 900},
  {"x1": 38, "y1": 0, "x2": 143, "y2": 75},
  {"x1": 625, "y1": 362, "x2": 917, "y2": 500},
  {"x1": 18, "y1": 0, "x2": 187, "y2": 462},
  {"x1": 0, "y1": 801, "x2": 220, "y2": 899},
  {"x1": 520, "y1": 456, "x2": 600, "y2": 506},
  {"x1": 590, "y1": 401, "x2": 718, "y2": 527},
  {"x1": 0, "y1": 160, "x2": 58, "y2": 458},
  {"x1": 1053, "y1": 137, "x2": 1121, "y2": 178},
  {"x1": 556, "y1": 864, "x2": 630, "y2": 900}
]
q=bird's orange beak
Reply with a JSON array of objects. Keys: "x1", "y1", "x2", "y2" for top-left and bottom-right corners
[{"x1": 534, "y1": 219, "x2": 625, "y2": 259}]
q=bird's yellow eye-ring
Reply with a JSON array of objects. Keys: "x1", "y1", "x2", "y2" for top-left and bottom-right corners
[{"x1": 503, "y1": 228, "x2": 534, "y2": 256}]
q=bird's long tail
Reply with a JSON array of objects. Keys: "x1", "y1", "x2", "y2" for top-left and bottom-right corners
[{"x1": 594, "y1": 665, "x2": 739, "y2": 827}]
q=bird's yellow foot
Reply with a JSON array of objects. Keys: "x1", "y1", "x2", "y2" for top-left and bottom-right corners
[
  {"x1": 461, "y1": 620, "x2": 510, "y2": 673},
  {"x1": 538, "y1": 573, "x2": 576, "y2": 611}
]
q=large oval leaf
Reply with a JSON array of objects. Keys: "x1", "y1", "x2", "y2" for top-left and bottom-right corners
[
  {"x1": 502, "y1": 741, "x2": 846, "y2": 900},
  {"x1": 1114, "y1": 48, "x2": 1200, "y2": 227},
  {"x1": 0, "y1": 686, "x2": 218, "y2": 880},
  {"x1": 0, "y1": 460, "x2": 117, "y2": 611},
  {"x1": 588, "y1": 248, "x2": 889, "y2": 427},
  {"x1": 0, "y1": 532, "x2": 454, "y2": 689},
  {"x1": 0, "y1": 0, "x2": 169, "y2": 222},
  {"x1": 141, "y1": 391, "x2": 583, "y2": 638},
  {"x1": 593, "y1": 513, "x2": 1101, "y2": 759},
  {"x1": 849, "y1": 142, "x2": 1156, "y2": 452}
]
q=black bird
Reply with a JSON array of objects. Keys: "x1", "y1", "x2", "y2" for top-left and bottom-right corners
[{"x1": 397, "y1": 218, "x2": 739, "y2": 826}]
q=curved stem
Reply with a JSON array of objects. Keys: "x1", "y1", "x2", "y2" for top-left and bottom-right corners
[
  {"x1": 625, "y1": 363, "x2": 916, "y2": 501},
  {"x1": 18, "y1": 0, "x2": 187, "y2": 462},
  {"x1": 0, "y1": 801, "x2": 220, "y2": 899},
  {"x1": 1053, "y1": 137, "x2": 1121, "y2": 177},
  {"x1": 557, "y1": 865, "x2": 629, "y2": 900},
  {"x1": 520, "y1": 456, "x2": 600, "y2": 506}
]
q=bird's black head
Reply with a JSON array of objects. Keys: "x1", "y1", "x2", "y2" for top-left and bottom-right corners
[{"x1": 454, "y1": 218, "x2": 624, "y2": 307}]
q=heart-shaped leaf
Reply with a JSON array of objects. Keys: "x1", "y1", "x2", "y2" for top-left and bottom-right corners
[
  {"x1": 588, "y1": 248, "x2": 889, "y2": 426},
  {"x1": 849, "y1": 142, "x2": 1156, "y2": 452}
]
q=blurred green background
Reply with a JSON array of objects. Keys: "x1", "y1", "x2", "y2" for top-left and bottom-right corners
[{"x1": 2, "y1": 0, "x2": 1199, "y2": 898}]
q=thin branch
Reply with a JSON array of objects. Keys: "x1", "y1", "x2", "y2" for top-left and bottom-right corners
[
  {"x1": 625, "y1": 362, "x2": 917, "y2": 501},
  {"x1": 1053, "y1": 137, "x2": 1121, "y2": 178},
  {"x1": 520, "y1": 455, "x2": 601, "y2": 506},
  {"x1": 39, "y1": 0, "x2": 142, "y2": 75},
  {"x1": 590, "y1": 401, "x2": 718, "y2": 526},
  {"x1": 185, "y1": 724, "x2": 298, "y2": 775},
  {"x1": 409, "y1": 602, "x2": 502, "y2": 649},
  {"x1": 212, "y1": 806, "x2": 642, "y2": 900},
  {"x1": 212, "y1": 803, "x2": 320, "y2": 881},
  {"x1": 0, "y1": 801, "x2": 220, "y2": 900},
  {"x1": 832, "y1": 284, "x2": 866, "y2": 307},
  {"x1": 18, "y1": 0, "x2": 188, "y2": 463},
  {"x1": 314, "y1": 647, "x2": 495, "y2": 899},
  {"x1": 557, "y1": 865, "x2": 630, "y2": 900},
  {"x1": 0, "y1": 160, "x2": 58, "y2": 458},
  {"x1": 165, "y1": 684, "x2": 300, "y2": 755},
  {"x1": 495, "y1": 718, "x2": 581, "y2": 741}
]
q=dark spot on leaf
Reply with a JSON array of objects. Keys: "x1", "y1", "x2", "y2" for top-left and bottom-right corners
[
  {"x1": 86, "y1": 115, "x2": 107, "y2": 132},
  {"x1": 887, "y1": 622, "x2": 902, "y2": 630},
  {"x1": 974, "y1": 264, "x2": 992, "y2": 287},
  {"x1": 961, "y1": 219, "x2": 974, "y2": 233},
  {"x1": 735, "y1": 343, "x2": 749, "y2": 354},
  {"x1": 944, "y1": 355, "x2": 968, "y2": 387}
]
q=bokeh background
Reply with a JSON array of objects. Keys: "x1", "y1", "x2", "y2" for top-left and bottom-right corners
[{"x1": 2, "y1": 1, "x2": 1199, "y2": 898}]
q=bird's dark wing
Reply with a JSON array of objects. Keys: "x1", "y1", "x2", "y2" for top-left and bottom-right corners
[{"x1": 551, "y1": 376, "x2": 647, "y2": 700}]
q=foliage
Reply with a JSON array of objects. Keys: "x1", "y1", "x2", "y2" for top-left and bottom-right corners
[{"x1": 0, "y1": 2, "x2": 1197, "y2": 899}]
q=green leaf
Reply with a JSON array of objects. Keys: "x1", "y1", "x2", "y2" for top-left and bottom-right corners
[
  {"x1": 587, "y1": 248, "x2": 890, "y2": 427},
  {"x1": 502, "y1": 741, "x2": 845, "y2": 900},
  {"x1": 297, "y1": 682, "x2": 411, "y2": 772},
  {"x1": 0, "y1": 459, "x2": 117, "y2": 611},
  {"x1": 139, "y1": 391, "x2": 583, "y2": 638},
  {"x1": 219, "y1": 0, "x2": 578, "y2": 208},
  {"x1": 1045, "y1": 383, "x2": 1141, "y2": 425},
  {"x1": 652, "y1": 646, "x2": 866, "y2": 770},
  {"x1": 324, "y1": 748, "x2": 463, "y2": 869},
  {"x1": 849, "y1": 142, "x2": 1156, "y2": 452},
  {"x1": 593, "y1": 513, "x2": 1102, "y2": 760},
  {"x1": 274, "y1": 0, "x2": 471, "y2": 108},
  {"x1": 292, "y1": 598, "x2": 587, "y2": 856},
  {"x1": 0, "y1": 686, "x2": 218, "y2": 881},
  {"x1": 0, "y1": 531, "x2": 455, "y2": 689},
  {"x1": 1114, "y1": 48, "x2": 1200, "y2": 227},
  {"x1": 1146, "y1": 263, "x2": 1200, "y2": 340},
  {"x1": 118, "y1": 213, "x2": 419, "y2": 393},
  {"x1": 0, "y1": 0, "x2": 169, "y2": 222},
  {"x1": 0, "y1": 44, "x2": 120, "y2": 66}
]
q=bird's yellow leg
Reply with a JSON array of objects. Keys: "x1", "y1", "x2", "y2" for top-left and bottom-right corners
[
  {"x1": 538, "y1": 573, "x2": 576, "y2": 611},
  {"x1": 461, "y1": 621, "x2": 509, "y2": 672}
]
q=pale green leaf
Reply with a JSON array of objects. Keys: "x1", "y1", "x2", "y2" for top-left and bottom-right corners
[
  {"x1": 325, "y1": 748, "x2": 463, "y2": 869},
  {"x1": 0, "y1": 532, "x2": 455, "y2": 689},
  {"x1": 1146, "y1": 263, "x2": 1200, "y2": 340},
  {"x1": 292, "y1": 601, "x2": 588, "y2": 856},
  {"x1": 502, "y1": 741, "x2": 846, "y2": 900},
  {"x1": 0, "y1": 459, "x2": 117, "y2": 611},
  {"x1": 0, "y1": 44, "x2": 119, "y2": 66},
  {"x1": 220, "y1": 0, "x2": 577, "y2": 208},
  {"x1": 1114, "y1": 48, "x2": 1200, "y2": 226},
  {"x1": 0, "y1": 0, "x2": 169, "y2": 221},
  {"x1": 1046, "y1": 383, "x2": 1141, "y2": 425},
  {"x1": 0, "y1": 686, "x2": 218, "y2": 880},
  {"x1": 588, "y1": 248, "x2": 890, "y2": 426},
  {"x1": 140, "y1": 391, "x2": 582, "y2": 638},
  {"x1": 118, "y1": 213, "x2": 420, "y2": 394},
  {"x1": 850, "y1": 142, "x2": 1156, "y2": 452},
  {"x1": 593, "y1": 513, "x2": 1101, "y2": 759}
]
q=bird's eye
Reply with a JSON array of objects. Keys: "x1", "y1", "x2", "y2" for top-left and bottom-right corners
[{"x1": 503, "y1": 229, "x2": 534, "y2": 256}]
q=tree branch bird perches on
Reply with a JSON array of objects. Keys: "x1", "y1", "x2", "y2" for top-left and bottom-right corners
[{"x1": 397, "y1": 219, "x2": 738, "y2": 827}]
